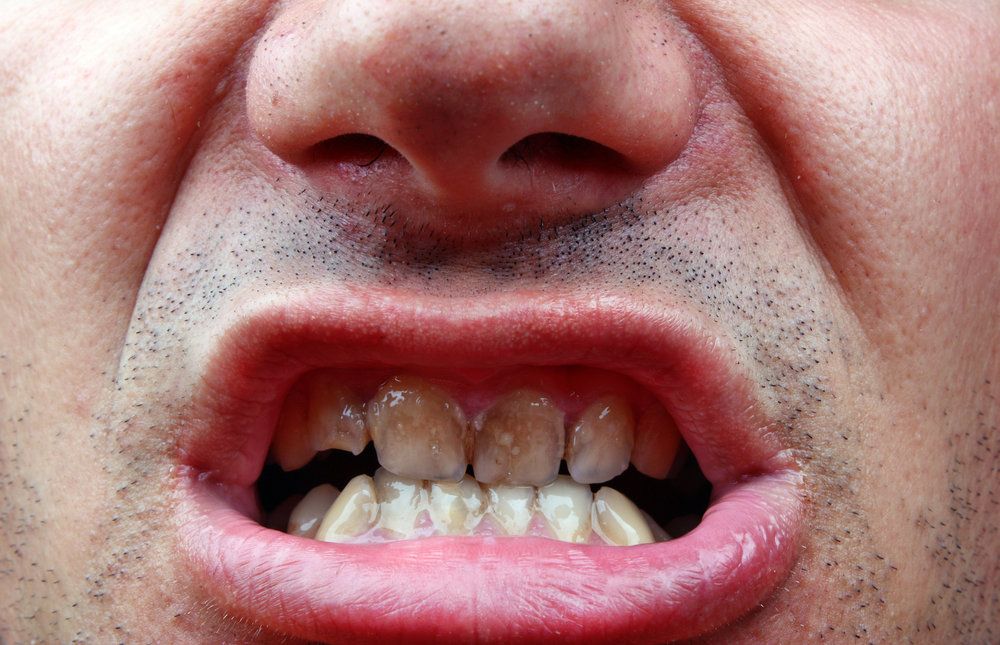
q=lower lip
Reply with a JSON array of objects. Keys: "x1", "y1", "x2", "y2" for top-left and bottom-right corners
[{"x1": 178, "y1": 468, "x2": 802, "y2": 644}]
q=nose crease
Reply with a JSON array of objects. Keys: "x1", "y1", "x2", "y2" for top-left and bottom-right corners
[{"x1": 247, "y1": 0, "x2": 700, "y2": 230}]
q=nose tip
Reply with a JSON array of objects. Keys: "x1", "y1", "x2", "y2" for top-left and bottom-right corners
[{"x1": 247, "y1": 0, "x2": 699, "y2": 227}]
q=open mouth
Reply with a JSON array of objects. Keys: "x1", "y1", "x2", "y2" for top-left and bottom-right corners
[{"x1": 174, "y1": 288, "x2": 804, "y2": 643}]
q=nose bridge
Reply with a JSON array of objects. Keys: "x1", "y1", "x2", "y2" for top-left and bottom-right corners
[{"x1": 247, "y1": 0, "x2": 699, "y2": 225}]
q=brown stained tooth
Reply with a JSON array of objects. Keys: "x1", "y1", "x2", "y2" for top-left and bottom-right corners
[
  {"x1": 306, "y1": 378, "x2": 370, "y2": 455},
  {"x1": 630, "y1": 402, "x2": 682, "y2": 479},
  {"x1": 315, "y1": 474, "x2": 378, "y2": 542},
  {"x1": 566, "y1": 395, "x2": 635, "y2": 484},
  {"x1": 271, "y1": 388, "x2": 315, "y2": 471},
  {"x1": 472, "y1": 389, "x2": 564, "y2": 487},
  {"x1": 287, "y1": 484, "x2": 340, "y2": 538},
  {"x1": 366, "y1": 375, "x2": 469, "y2": 482},
  {"x1": 592, "y1": 486, "x2": 654, "y2": 546}
]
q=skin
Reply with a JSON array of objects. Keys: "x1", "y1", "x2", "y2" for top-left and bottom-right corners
[{"x1": 1, "y1": 0, "x2": 997, "y2": 642}]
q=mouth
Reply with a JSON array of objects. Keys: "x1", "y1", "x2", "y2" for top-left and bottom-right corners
[{"x1": 174, "y1": 286, "x2": 803, "y2": 643}]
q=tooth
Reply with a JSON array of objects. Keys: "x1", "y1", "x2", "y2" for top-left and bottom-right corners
[
  {"x1": 631, "y1": 403, "x2": 682, "y2": 479},
  {"x1": 373, "y1": 468, "x2": 424, "y2": 536},
  {"x1": 366, "y1": 375, "x2": 468, "y2": 481},
  {"x1": 315, "y1": 474, "x2": 378, "y2": 542},
  {"x1": 536, "y1": 475, "x2": 593, "y2": 543},
  {"x1": 429, "y1": 475, "x2": 487, "y2": 534},
  {"x1": 472, "y1": 389, "x2": 564, "y2": 487},
  {"x1": 307, "y1": 379, "x2": 370, "y2": 456},
  {"x1": 566, "y1": 395, "x2": 635, "y2": 484},
  {"x1": 287, "y1": 484, "x2": 340, "y2": 538},
  {"x1": 271, "y1": 388, "x2": 315, "y2": 471},
  {"x1": 591, "y1": 486, "x2": 654, "y2": 546},
  {"x1": 486, "y1": 484, "x2": 535, "y2": 536}
]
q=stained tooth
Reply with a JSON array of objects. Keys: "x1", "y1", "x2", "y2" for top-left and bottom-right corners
[
  {"x1": 566, "y1": 395, "x2": 635, "y2": 484},
  {"x1": 315, "y1": 474, "x2": 378, "y2": 542},
  {"x1": 271, "y1": 388, "x2": 316, "y2": 471},
  {"x1": 373, "y1": 468, "x2": 424, "y2": 536},
  {"x1": 591, "y1": 486, "x2": 654, "y2": 546},
  {"x1": 487, "y1": 484, "x2": 535, "y2": 536},
  {"x1": 366, "y1": 375, "x2": 468, "y2": 481},
  {"x1": 473, "y1": 389, "x2": 564, "y2": 487},
  {"x1": 537, "y1": 475, "x2": 593, "y2": 543},
  {"x1": 288, "y1": 484, "x2": 340, "y2": 538},
  {"x1": 631, "y1": 403, "x2": 682, "y2": 479},
  {"x1": 429, "y1": 475, "x2": 487, "y2": 534},
  {"x1": 308, "y1": 379, "x2": 370, "y2": 456}
]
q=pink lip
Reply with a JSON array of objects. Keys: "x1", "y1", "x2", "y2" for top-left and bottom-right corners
[{"x1": 173, "y1": 286, "x2": 804, "y2": 642}]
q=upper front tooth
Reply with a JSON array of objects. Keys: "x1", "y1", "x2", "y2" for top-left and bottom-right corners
[
  {"x1": 272, "y1": 388, "x2": 315, "y2": 471},
  {"x1": 591, "y1": 486, "x2": 654, "y2": 546},
  {"x1": 373, "y1": 468, "x2": 425, "y2": 536},
  {"x1": 487, "y1": 484, "x2": 535, "y2": 536},
  {"x1": 472, "y1": 389, "x2": 565, "y2": 487},
  {"x1": 429, "y1": 475, "x2": 487, "y2": 534},
  {"x1": 536, "y1": 475, "x2": 593, "y2": 543},
  {"x1": 366, "y1": 375, "x2": 469, "y2": 482},
  {"x1": 566, "y1": 395, "x2": 635, "y2": 484},
  {"x1": 315, "y1": 474, "x2": 378, "y2": 542},
  {"x1": 308, "y1": 379, "x2": 370, "y2": 456},
  {"x1": 630, "y1": 403, "x2": 681, "y2": 479},
  {"x1": 287, "y1": 483, "x2": 341, "y2": 538}
]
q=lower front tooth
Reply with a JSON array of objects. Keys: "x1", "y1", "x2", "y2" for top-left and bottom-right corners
[
  {"x1": 288, "y1": 484, "x2": 341, "y2": 538},
  {"x1": 537, "y1": 475, "x2": 593, "y2": 543},
  {"x1": 429, "y1": 475, "x2": 487, "y2": 534},
  {"x1": 487, "y1": 484, "x2": 535, "y2": 536},
  {"x1": 315, "y1": 474, "x2": 378, "y2": 542},
  {"x1": 591, "y1": 486, "x2": 654, "y2": 546},
  {"x1": 373, "y1": 468, "x2": 425, "y2": 536}
]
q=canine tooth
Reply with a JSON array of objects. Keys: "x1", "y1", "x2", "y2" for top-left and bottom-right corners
[
  {"x1": 592, "y1": 486, "x2": 654, "y2": 546},
  {"x1": 272, "y1": 388, "x2": 316, "y2": 471},
  {"x1": 566, "y1": 395, "x2": 635, "y2": 484},
  {"x1": 309, "y1": 380, "x2": 370, "y2": 455},
  {"x1": 631, "y1": 403, "x2": 681, "y2": 479},
  {"x1": 367, "y1": 375, "x2": 469, "y2": 481},
  {"x1": 315, "y1": 474, "x2": 378, "y2": 542},
  {"x1": 487, "y1": 484, "x2": 535, "y2": 536},
  {"x1": 537, "y1": 475, "x2": 593, "y2": 543},
  {"x1": 473, "y1": 389, "x2": 564, "y2": 487},
  {"x1": 429, "y1": 475, "x2": 487, "y2": 534},
  {"x1": 287, "y1": 484, "x2": 340, "y2": 538},
  {"x1": 373, "y1": 468, "x2": 424, "y2": 536}
]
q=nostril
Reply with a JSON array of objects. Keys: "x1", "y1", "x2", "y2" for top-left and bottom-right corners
[
  {"x1": 499, "y1": 133, "x2": 634, "y2": 175},
  {"x1": 308, "y1": 133, "x2": 401, "y2": 168}
]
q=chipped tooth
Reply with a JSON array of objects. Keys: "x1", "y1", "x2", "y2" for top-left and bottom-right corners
[
  {"x1": 367, "y1": 375, "x2": 469, "y2": 482},
  {"x1": 315, "y1": 474, "x2": 378, "y2": 542},
  {"x1": 537, "y1": 475, "x2": 593, "y2": 543},
  {"x1": 473, "y1": 389, "x2": 564, "y2": 487},
  {"x1": 592, "y1": 486, "x2": 654, "y2": 546},
  {"x1": 373, "y1": 468, "x2": 424, "y2": 536},
  {"x1": 308, "y1": 379, "x2": 370, "y2": 456},
  {"x1": 271, "y1": 388, "x2": 316, "y2": 471},
  {"x1": 566, "y1": 395, "x2": 635, "y2": 484},
  {"x1": 429, "y1": 475, "x2": 487, "y2": 534},
  {"x1": 486, "y1": 484, "x2": 535, "y2": 536},
  {"x1": 288, "y1": 484, "x2": 340, "y2": 538},
  {"x1": 631, "y1": 403, "x2": 682, "y2": 479}
]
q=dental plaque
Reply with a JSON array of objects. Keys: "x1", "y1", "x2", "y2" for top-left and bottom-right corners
[{"x1": 262, "y1": 368, "x2": 709, "y2": 546}]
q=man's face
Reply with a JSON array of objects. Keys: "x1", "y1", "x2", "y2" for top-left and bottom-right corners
[{"x1": 1, "y1": 1, "x2": 997, "y2": 642}]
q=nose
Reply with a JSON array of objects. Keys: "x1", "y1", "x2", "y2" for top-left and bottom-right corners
[{"x1": 247, "y1": 0, "x2": 699, "y2": 231}]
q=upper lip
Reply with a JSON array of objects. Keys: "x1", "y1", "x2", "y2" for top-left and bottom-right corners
[{"x1": 174, "y1": 283, "x2": 804, "y2": 643}]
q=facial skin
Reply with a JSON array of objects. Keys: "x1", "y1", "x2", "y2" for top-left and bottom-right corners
[{"x1": 1, "y1": 0, "x2": 997, "y2": 642}]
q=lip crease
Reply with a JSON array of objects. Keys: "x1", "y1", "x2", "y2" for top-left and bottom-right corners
[{"x1": 173, "y1": 285, "x2": 804, "y2": 643}]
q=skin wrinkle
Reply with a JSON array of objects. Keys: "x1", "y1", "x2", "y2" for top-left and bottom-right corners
[{"x1": 0, "y1": 1, "x2": 997, "y2": 643}]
